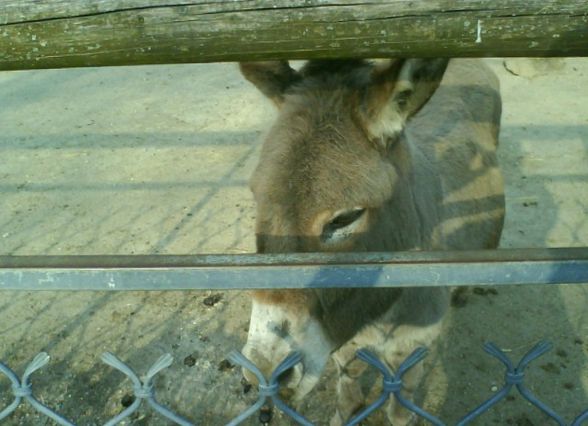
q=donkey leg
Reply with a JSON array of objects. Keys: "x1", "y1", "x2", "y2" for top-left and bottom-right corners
[
  {"x1": 381, "y1": 323, "x2": 442, "y2": 425},
  {"x1": 330, "y1": 341, "x2": 368, "y2": 426}
]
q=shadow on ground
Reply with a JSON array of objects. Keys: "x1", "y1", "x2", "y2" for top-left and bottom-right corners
[{"x1": 1, "y1": 60, "x2": 587, "y2": 425}]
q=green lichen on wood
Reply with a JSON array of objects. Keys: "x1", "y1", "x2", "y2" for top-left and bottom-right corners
[{"x1": 0, "y1": 1, "x2": 587, "y2": 70}]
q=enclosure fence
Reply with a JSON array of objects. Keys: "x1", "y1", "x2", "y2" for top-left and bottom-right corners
[
  {"x1": 2, "y1": 249, "x2": 588, "y2": 291},
  {"x1": 2, "y1": 0, "x2": 588, "y2": 424},
  {"x1": 1, "y1": 238, "x2": 588, "y2": 425},
  {"x1": 1, "y1": 341, "x2": 587, "y2": 425}
]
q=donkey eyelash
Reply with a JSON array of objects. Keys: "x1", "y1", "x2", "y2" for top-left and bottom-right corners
[
  {"x1": 328, "y1": 209, "x2": 365, "y2": 229},
  {"x1": 321, "y1": 208, "x2": 366, "y2": 241}
]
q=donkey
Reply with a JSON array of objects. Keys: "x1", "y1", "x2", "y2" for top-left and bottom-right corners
[{"x1": 239, "y1": 58, "x2": 505, "y2": 425}]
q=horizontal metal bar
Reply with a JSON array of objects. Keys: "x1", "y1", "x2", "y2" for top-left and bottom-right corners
[{"x1": 0, "y1": 248, "x2": 587, "y2": 291}]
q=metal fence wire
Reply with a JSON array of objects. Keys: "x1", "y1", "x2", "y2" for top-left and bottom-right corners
[{"x1": 1, "y1": 341, "x2": 587, "y2": 426}]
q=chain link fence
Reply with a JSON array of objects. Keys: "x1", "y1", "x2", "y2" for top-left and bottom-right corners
[{"x1": 2, "y1": 341, "x2": 587, "y2": 425}]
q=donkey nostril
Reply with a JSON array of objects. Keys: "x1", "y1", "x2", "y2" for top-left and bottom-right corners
[{"x1": 278, "y1": 366, "x2": 295, "y2": 385}]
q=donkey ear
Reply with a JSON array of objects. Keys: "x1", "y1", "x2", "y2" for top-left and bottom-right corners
[
  {"x1": 239, "y1": 61, "x2": 301, "y2": 107},
  {"x1": 392, "y1": 59, "x2": 449, "y2": 119},
  {"x1": 364, "y1": 59, "x2": 449, "y2": 145}
]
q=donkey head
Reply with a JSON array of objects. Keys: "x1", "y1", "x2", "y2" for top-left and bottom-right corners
[{"x1": 240, "y1": 59, "x2": 448, "y2": 399}]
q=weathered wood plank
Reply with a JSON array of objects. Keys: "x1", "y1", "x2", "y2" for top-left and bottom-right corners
[{"x1": 0, "y1": 0, "x2": 587, "y2": 70}]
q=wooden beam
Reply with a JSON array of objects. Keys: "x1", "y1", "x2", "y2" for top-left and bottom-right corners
[{"x1": 1, "y1": 1, "x2": 587, "y2": 71}]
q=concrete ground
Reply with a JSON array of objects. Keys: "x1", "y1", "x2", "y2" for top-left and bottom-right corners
[{"x1": 0, "y1": 58, "x2": 587, "y2": 425}]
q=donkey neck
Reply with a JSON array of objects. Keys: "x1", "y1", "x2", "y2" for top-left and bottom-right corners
[{"x1": 370, "y1": 134, "x2": 442, "y2": 252}]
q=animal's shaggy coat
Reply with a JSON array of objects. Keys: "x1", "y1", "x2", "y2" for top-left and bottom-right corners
[{"x1": 240, "y1": 58, "x2": 504, "y2": 425}]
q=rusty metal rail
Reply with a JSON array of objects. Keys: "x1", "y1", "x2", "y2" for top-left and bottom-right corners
[{"x1": 1, "y1": 248, "x2": 587, "y2": 291}]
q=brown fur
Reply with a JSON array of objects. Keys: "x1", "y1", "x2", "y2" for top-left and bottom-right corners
[{"x1": 241, "y1": 58, "x2": 504, "y2": 424}]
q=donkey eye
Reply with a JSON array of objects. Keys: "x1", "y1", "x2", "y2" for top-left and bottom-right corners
[
  {"x1": 322, "y1": 208, "x2": 366, "y2": 241},
  {"x1": 329, "y1": 209, "x2": 365, "y2": 229}
]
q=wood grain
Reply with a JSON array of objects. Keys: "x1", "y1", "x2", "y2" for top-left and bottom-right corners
[{"x1": 1, "y1": 1, "x2": 586, "y2": 70}]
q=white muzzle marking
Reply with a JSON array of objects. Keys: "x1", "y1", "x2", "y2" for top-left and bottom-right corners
[{"x1": 242, "y1": 299, "x2": 334, "y2": 400}]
